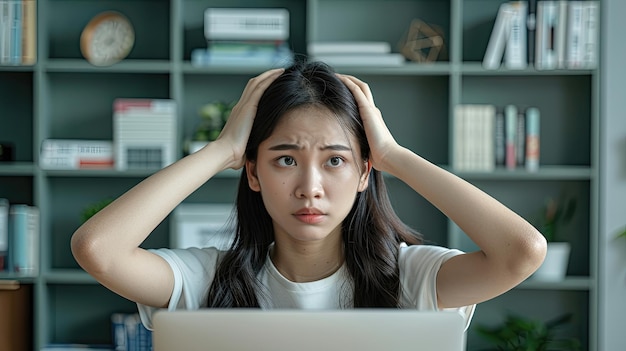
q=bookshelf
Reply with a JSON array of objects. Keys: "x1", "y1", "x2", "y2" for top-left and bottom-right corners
[{"x1": 0, "y1": 0, "x2": 600, "y2": 350}]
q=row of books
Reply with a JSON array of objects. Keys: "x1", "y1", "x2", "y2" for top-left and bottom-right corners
[
  {"x1": 111, "y1": 313, "x2": 152, "y2": 351},
  {"x1": 483, "y1": 0, "x2": 599, "y2": 70},
  {"x1": 453, "y1": 104, "x2": 540, "y2": 172},
  {"x1": 0, "y1": 199, "x2": 39, "y2": 275},
  {"x1": 40, "y1": 313, "x2": 151, "y2": 351},
  {"x1": 0, "y1": 0, "x2": 36, "y2": 65},
  {"x1": 308, "y1": 41, "x2": 406, "y2": 66},
  {"x1": 40, "y1": 99, "x2": 177, "y2": 171},
  {"x1": 192, "y1": 7, "x2": 294, "y2": 67}
]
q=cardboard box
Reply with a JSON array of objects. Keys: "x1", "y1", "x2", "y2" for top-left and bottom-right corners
[{"x1": 0, "y1": 281, "x2": 32, "y2": 351}]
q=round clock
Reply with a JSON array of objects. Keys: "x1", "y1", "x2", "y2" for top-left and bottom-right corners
[{"x1": 80, "y1": 11, "x2": 135, "y2": 66}]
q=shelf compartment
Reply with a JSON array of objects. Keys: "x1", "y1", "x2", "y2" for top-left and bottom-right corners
[
  {"x1": 43, "y1": 72, "x2": 170, "y2": 141},
  {"x1": 46, "y1": 177, "x2": 170, "y2": 270},
  {"x1": 181, "y1": 0, "x2": 308, "y2": 60},
  {"x1": 462, "y1": 0, "x2": 509, "y2": 63},
  {"x1": 46, "y1": 0, "x2": 170, "y2": 61},
  {"x1": 461, "y1": 74, "x2": 593, "y2": 167},
  {"x1": 467, "y1": 289, "x2": 590, "y2": 350},
  {"x1": 0, "y1": 175, "x2": 34, "y2": 205},
  {"x1": 0, "y1": 71, "x2": 34, "y2": 162},
  {"x1": 310, "y1": 0, "x2": 451, "y2": 63},
  {"x1": 46, "y1": 283, "x2": 137, "y2": 345},
  {"x1": 450, "y1": 179, "x2": 591, "y2": 277}
]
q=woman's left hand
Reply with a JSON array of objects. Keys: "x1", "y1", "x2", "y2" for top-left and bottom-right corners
[{"x1": 337, "y1": 74, "x2": 401, "y2": 173}]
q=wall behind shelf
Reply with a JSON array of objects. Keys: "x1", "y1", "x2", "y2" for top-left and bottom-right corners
[{"x1": 599, "y1": 0, "x2": 626, "y2": 349}]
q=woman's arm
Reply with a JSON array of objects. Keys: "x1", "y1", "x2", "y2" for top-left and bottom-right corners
[
  {"x1": 338, "y1": 74, "x2": 547, "y2": 309},
  {"x1": 71, "y1": 68, "x2": 284, "y2": 308}
]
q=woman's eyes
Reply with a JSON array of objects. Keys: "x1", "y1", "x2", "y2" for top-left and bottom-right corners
[
  {"x1": 277, "y1": 156, "x2": 296, "y2": 167},
  {"x1": 326, "y1": 156, "x2": 345, "y2": 167},
  {"x1": 275, "y1": 156, "x2": 345, "y2": 168}
]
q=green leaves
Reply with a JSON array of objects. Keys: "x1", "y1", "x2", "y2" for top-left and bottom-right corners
[
  {"x1": 475, "y1": 313, "x2": 581, "y2": 351},
  {"x1": 194, "y1": 100, "x2": 236, "y2": 142}
]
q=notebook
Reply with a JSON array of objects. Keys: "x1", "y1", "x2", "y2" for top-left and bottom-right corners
[{"x1": 152, "y1": 309, "x2": 467, "y2": 351}]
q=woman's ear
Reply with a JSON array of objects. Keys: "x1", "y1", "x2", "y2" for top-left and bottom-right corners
[
  {"x1": 358, "y1": 160, "x2": 372, "y2": 192},
  {"x1": 245, "y1": 159, "x2": 261, "y2": 192}
]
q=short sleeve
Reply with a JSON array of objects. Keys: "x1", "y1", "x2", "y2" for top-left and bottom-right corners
[
  {"x1": 137, "y1": 247, "x2": 222, "y2": 330},
  {"x1": 398, "y1": 244, "x2": 476, "y2": 330}
]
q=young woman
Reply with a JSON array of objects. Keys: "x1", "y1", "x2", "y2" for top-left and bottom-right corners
[{"x1": 71, "y1": 61, "x2": 547, "y2": 329}]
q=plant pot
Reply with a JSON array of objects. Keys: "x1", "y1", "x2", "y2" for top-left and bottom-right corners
[{"x1": 532, "y1": 242, "x2": 571, "y2": 281}]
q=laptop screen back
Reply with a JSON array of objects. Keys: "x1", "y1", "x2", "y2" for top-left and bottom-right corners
[{"x1": 152, "y1": 309, "x2": 466, "y2": 351}]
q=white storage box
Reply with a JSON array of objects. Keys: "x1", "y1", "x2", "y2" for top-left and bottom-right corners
[{"x1": 170, "y1": 203, "x2": 235, "y2": 250}]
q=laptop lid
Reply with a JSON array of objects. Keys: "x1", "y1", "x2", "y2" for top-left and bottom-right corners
[{"x1": 152, "y1": 309, "x2": 466, "y2": 351}]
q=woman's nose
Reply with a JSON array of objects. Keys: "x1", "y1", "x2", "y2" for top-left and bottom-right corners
[{"x1": 295, "y1": 165, "x2": 324, "y2": 199}]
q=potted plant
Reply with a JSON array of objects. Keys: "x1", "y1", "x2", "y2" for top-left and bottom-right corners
[
  {"x1": 475, "y1": 313, "x2": 581, "y2": 351},
  {"x1": 80, "y1": 198, "x2": 114, "y2": 223},
  {"x1": 186, "y1": 100, "x2": 235, "y2": 154},
  {"x1": 532, "y1": 195, "x2": 577, "y2": 281}
]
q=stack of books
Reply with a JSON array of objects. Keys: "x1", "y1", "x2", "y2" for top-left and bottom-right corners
[
  {"x1": 39, "y1": 139, "x2": 114, "y2": 170},
  {"x1": 308, "y1": 41, "x2": 405, "y2": 66},
  {"x1": 191, "y1": 8, "x2": 294, "y2": 67},
  {"x1": 453, "y1": 104, "x2": 540, "y2": 172},
  {"x1": 0, "y1": 199, "x2": 39, "y2": 276},
  {"x1": 113, "y1": 98, "x2": 177, "y2": 171},
  {"x1": 0, "y1": 0, "x2": 36, "y2": 65},
  {"x1": 483, "y1": 0, "x2": 599, "y2": 70}
]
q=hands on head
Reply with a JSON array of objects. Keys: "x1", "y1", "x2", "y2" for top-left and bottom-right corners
[{"x1": 215, "y1": 64, "x2": 402, "y2": 175}]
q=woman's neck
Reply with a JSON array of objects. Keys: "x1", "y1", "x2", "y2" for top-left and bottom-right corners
[{"x1": 270, "y1": 236, "x2": 344, "y2": 283}]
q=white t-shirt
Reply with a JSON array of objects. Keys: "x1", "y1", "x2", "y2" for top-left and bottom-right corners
[{"x1": 137, "y1": 244, "x2": 475, "y2": 330}]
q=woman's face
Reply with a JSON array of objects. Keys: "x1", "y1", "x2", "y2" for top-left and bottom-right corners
[{"x1": 246, "y1": 105, "x2": 370, "y2": 245}]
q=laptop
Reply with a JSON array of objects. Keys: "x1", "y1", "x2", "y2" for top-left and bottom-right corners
[{"x1": 152, "y1": 309, "x2": 467, "y2": 351}]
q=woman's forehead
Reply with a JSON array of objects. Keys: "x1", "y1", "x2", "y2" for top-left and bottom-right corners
[{"x1": 268, "y1": 106, "x2": 353, "y2": 145}]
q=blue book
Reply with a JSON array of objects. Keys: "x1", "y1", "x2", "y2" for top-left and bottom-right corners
[
  {"x1": 8, "y1": 204, "x2": 29, "y2": 273},
  {"x1": 10, "y1": 0, "x2": 22, "y2": 64}
]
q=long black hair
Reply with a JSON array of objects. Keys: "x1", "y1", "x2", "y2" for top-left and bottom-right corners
[{"x1": 206, "y1": 60, "x2": 422, "y2": 308}]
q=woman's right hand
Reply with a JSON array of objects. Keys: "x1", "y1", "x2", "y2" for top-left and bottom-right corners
[{"x1": 214, "y1": 68, "x2": 284, "y2": 170}]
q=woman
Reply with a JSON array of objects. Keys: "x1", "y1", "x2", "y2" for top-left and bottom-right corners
[{"x1": 71, "y1": 61, "x2": 547, "y2": 329}]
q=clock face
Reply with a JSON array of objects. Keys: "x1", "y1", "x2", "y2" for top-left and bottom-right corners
[{"x1": 81, "y1": 12, "x2": 135, "y2": 66}]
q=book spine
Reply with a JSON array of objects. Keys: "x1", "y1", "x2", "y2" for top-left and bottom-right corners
[
  {"x1": 9, "y1": 204, "x2": 28, "y2": 274},
  {"x1": 204, "y1": 8, "x2": 290, "y2": 41},
  {"x1": 483, "y1": 2, "x2": 513, "y2": 69},
  {"x1": 10, "y1": 0, "x2": 21, "y2": 64},
  {"x1": 307, "y1": 41, "x2": 391, "y2": 55},
  {"x1": 494, "y1": 111, "x2": 505, "y2": 167},
  {"x1": 516, "y1": 111, "x2": 526, "y2": 166},
  {"x1": 505, "y1": 1, "x2": 528, "y2": 69},
  {"x1": 505, "y1": 105, "x2": 518, "y2": 170},
  {"x1": 1, "y1": 1, "x2": 12, "y2": 64},
  {"x1": 483, "y1": 105, "x2": 496, "y2": 171},
  {"x1": 125, "y1": 313, "x2": 139, "y2": 351},
  {"x1": 567, "y1": 1, "x2": 584, "y2": 69},
  {"x1": 525, "y1": 107, "x2": 541, "y2": 171},
  {"x1": 527, "y1": 0, "x2": 537, "y2": 64},
  {"x1": 555, "y1": 1, "x2": 568, "y2": 69},
  {"x1": 111, "y1": 313, "x2": 127, "y2": 351},
  {"x1": 537, "y1": 1, "x2": 558, "y2": 70},
  {"x1": 0, "y1": 198, "x2": 8, "y2": 271},
  {"x1": 582, "y1": 1, "x2": 599, "y2": 69},
  {"x1": 21, "y1": 0, "x2": 35, "y2": 65}
]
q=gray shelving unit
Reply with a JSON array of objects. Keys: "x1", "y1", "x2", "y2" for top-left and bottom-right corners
[{"x1": 0, "y1": 0, "x2": 600, "y2": 350}]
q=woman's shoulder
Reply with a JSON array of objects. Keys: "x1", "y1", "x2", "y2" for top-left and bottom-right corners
[
  {"x1": 149, "y1": 246, "x2": 229, "y2": 271},
  {"x1": 398, "y1": 244, "x2": 465, "y2": 269}
]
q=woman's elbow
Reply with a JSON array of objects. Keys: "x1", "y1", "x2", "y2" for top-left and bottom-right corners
[
  {"x1": 513, "y1": 227, "x2": 548, "y2": 277},
  {"x1": 70, "y1": 228, "x2": 110, "y2": 276}
]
